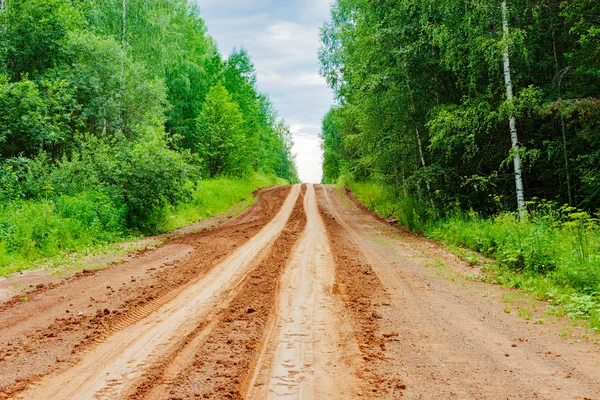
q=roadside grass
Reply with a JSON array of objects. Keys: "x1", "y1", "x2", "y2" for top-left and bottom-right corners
[
  {"x1": 344, "y1": 180, "x2": 600, "y2": 332},
  {"x1": 157, "y1": 174, "x2": 286, "y2": 232},
  {"x1": 0, "y1": 174, "x2": 285, "y2": 277},
  {"x1": 345, "y1": 180, "x2": 429, "y2": 232}
]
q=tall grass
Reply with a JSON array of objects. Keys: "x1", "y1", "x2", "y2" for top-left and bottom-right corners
[
  {"x1": 427, "y1": 205, "x2": 600, "y2": 329},
  {"x1": 158, "y1": 174, "x2": 286, "y2": 232},
  {"x1": 347, "y1": 181, "x2": 429, "y2": 232},
  {"x1": 346, "y1": 181, "x2": 600, "y2": 330},
  {"x1": 0, "y1": 191, "x2": 126, "y2": 276},
  {"x1": 0, "y1": 174, "x2": 285, "y2": 276}
]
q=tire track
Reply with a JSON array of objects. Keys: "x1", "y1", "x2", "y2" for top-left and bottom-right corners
[
  {"x1": 16, "y1": 185, "x2": 302, "y2": 400},
  {"x1": 0, "y1": 186, "x2": 290, "y2": 398},
  {"x1": 247, "y1": 184, "x2": 362, "y2": 400},
  {"x1": 142, "y1": 185, "x2": 308, "y2": 399},
  {"x1": 316, "y1": 185, "x2": 406, "y2": 398},
  {"x1": 320, "y1": 184, "x2": 600, "y2": 399}
]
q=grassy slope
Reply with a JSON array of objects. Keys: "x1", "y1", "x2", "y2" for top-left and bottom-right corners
[
  {"x1": 0, "y1": 174, "x2": 286, "y2": 276},
  {"x1": 346, "y1": 180, "x2": 600, "y2": 331},
  {"x1": 158, "y1": 174, "x2": 286, "y2": 232}
]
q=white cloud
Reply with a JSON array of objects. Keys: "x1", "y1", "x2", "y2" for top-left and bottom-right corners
[
  {"x1": 293, "y1": 134, "x2": 323, "y2": 183},
  {"x1": 257, "y1": 71, "x2": 326, "y2": 87}
]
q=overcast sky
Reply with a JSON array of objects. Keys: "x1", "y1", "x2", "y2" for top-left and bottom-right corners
[{"x1": 195, "y1": 0, "x2": 334, "y2": 183}]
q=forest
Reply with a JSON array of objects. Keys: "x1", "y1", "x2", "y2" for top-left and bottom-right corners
[
  {"x1": 0, "y1": 0, "x2": 298, "y2": 273},
  {"x1": 319, "y1": 0, "x2": 600, "y2": 327}
]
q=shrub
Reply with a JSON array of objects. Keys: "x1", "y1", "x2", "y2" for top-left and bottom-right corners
[{"x1": 0, "y1": 191, "x2": 125, "y2": 266}]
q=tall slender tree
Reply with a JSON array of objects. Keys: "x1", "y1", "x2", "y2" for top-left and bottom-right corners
[{"x1": 501, "y1": 0, "x2": 525, "y2": 217}]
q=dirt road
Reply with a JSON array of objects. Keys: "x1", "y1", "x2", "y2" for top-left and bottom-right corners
[{"x1": 1, "y1": 184, "x2": 599, "y2": 399}]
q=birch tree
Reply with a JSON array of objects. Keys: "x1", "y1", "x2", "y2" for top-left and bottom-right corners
[{"x1": 501, "y1": 0, "x2": 525, "y2": 217}]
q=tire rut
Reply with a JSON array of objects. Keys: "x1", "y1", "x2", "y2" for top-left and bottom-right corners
[
  {"x1": 137, "y1": 184, "x2": 308, "y2": 400},
  {"x1": 320, "y1": 184, "x2": 600, "y2": 399},
  {"x1": 315, "y1": 185, "x2": 406, "y2": 398},
  {"x1": 9, "y1": 185, "x2": 300, "y2": 400},
  {"x1": 247, "y1": 184, "x2": 362, "y2": 400},
  {"x1": 1, "y1": 186, "x2": 290, "y2": 398}
]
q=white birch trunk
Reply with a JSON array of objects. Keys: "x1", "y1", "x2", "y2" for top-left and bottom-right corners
[{"x1": 502, "y1": 0, "x2": 526, "y2": 218}]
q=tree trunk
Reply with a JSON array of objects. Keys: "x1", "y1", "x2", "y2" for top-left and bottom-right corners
[
  {"x1": 415, "y1": 125, "x2": 435, "y2": 209},
  {"x1": 553, "y1": 34, "x2": 573, "y2": 206},
  {"x1": 502, "y1": 0, "x2": 526, "y2": 218},
  {"x1": 561, "y1": 119, "x2": 572, "y2": 205},
  {"x1": 404, "y1": 66, "x2": 435, "y2": 209},
  {"x1": 122, "y1": 0, "x2": 127, "y2": 47}
]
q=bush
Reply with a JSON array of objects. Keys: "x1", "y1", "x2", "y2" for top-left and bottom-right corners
[
  {"x1": 112, "y1": 134, "x2": 194, "y2": 231},
  {"x1": 0, "y1": 191, "x2": 126, "y2": 275},
  {"x1": 21, "y1": 134, "x2": 196, "y2": 232}
]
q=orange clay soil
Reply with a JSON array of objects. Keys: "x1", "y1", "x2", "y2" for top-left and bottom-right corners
[
  {"x1": 1, "y1": 183, "x2": 599, "y2": 400},
  {"x1": 0, "y1": 185, "x2": 291, "y2": 398}
]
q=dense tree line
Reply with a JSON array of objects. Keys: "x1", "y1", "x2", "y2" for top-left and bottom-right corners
[
  {"x1": 319, "y1": 0, "x2": 600, "y2": 216},
  {"x1": 0, "y1": 0, "x2": 298, "y2": 230}
]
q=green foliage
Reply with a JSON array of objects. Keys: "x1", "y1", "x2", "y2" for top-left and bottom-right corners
[
  {"x1": 347, "y1": 180, "x2": 428, "y2": 232},
  {"x1": 427, "y1": 202, "x2": 600, "y2": 290},
  {"x1": 0, "y1": 75, "x2": 78, "y2": 158},
  {"x1": 0, "y1": 0, "x2": 82, "y2": 80},
  {"x1": 0, "y1": 191, "x2": 126, "y2": 275},
  {"x1": 320, "y1": 108, "x2": 344, "y2": 184},
  {"x1": 195, "y1": 83, "x2": 249, "y2": 178},
  {"x1": 320, "y1": 0, "x2": 600, "y2": 214},
  {"x1": 159, "y1": 174, "x2": 286, "y2": 232},
  {"x1": 0, "y1": 0, "x2": 298, "y2": 272},
  {"x1": 55, "y1": 30, "x2": 168, "y2": 139},
  {"x1": 109, "y1": 134, "x2": 194, "y2": 230},
  {"x1": 320, "y1": 0, "x2": 600, "y2": 325},
  {"x1": 426, "y1": 202, "x2": 600, "y2": 327}
]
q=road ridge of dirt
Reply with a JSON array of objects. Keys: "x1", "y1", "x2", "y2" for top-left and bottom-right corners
[
  {"x1": 315, "y1": 185, "x2": 406, "y2": 398},
  {"x1": 128, "y1": 184, "x2": 308, "y2": 399},
  {"x1": 15, "y1": 185, "x2": 301, "y2": 399},
  {"x1": 0, "y1": 186, "x2": 291, "y2": 398}
]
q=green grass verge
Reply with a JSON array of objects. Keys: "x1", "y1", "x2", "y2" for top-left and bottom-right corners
[
  {"x1": 0, "y1": 174, "x2": 285, "y2": 277},
  {"x1": 345, "y1": 180, "x2": 600, "y2": 331},
  {"x1": 157, "y1": 174, "x2": 286, "y2": 232}
]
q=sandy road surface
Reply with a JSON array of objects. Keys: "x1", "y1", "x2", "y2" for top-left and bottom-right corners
[
  {"x1": 247, "y1": 184, "x2": 361, "y2": 400},
  {"x1": 318, "y1": 185, "x2": 600, "y2": 399},
  {"x1": 17, "y1": 185, "x2": 301, "y2": 400},
  {"x1": 1, "y1": 183, "x2": 599, "y2": 399}
]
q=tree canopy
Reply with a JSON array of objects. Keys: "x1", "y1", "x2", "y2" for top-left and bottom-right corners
[{"x1": 319, "y1": 0, "x2": 600, "y2": 215}]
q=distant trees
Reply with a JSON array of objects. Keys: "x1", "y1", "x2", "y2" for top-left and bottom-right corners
[{"x1": 319, "y1": 0, "x2": 600, "y2": 215}]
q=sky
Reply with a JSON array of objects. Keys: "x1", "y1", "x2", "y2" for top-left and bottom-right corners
[{"x1": 194, "y1": 0, "x2": 334, "y2": 183}]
